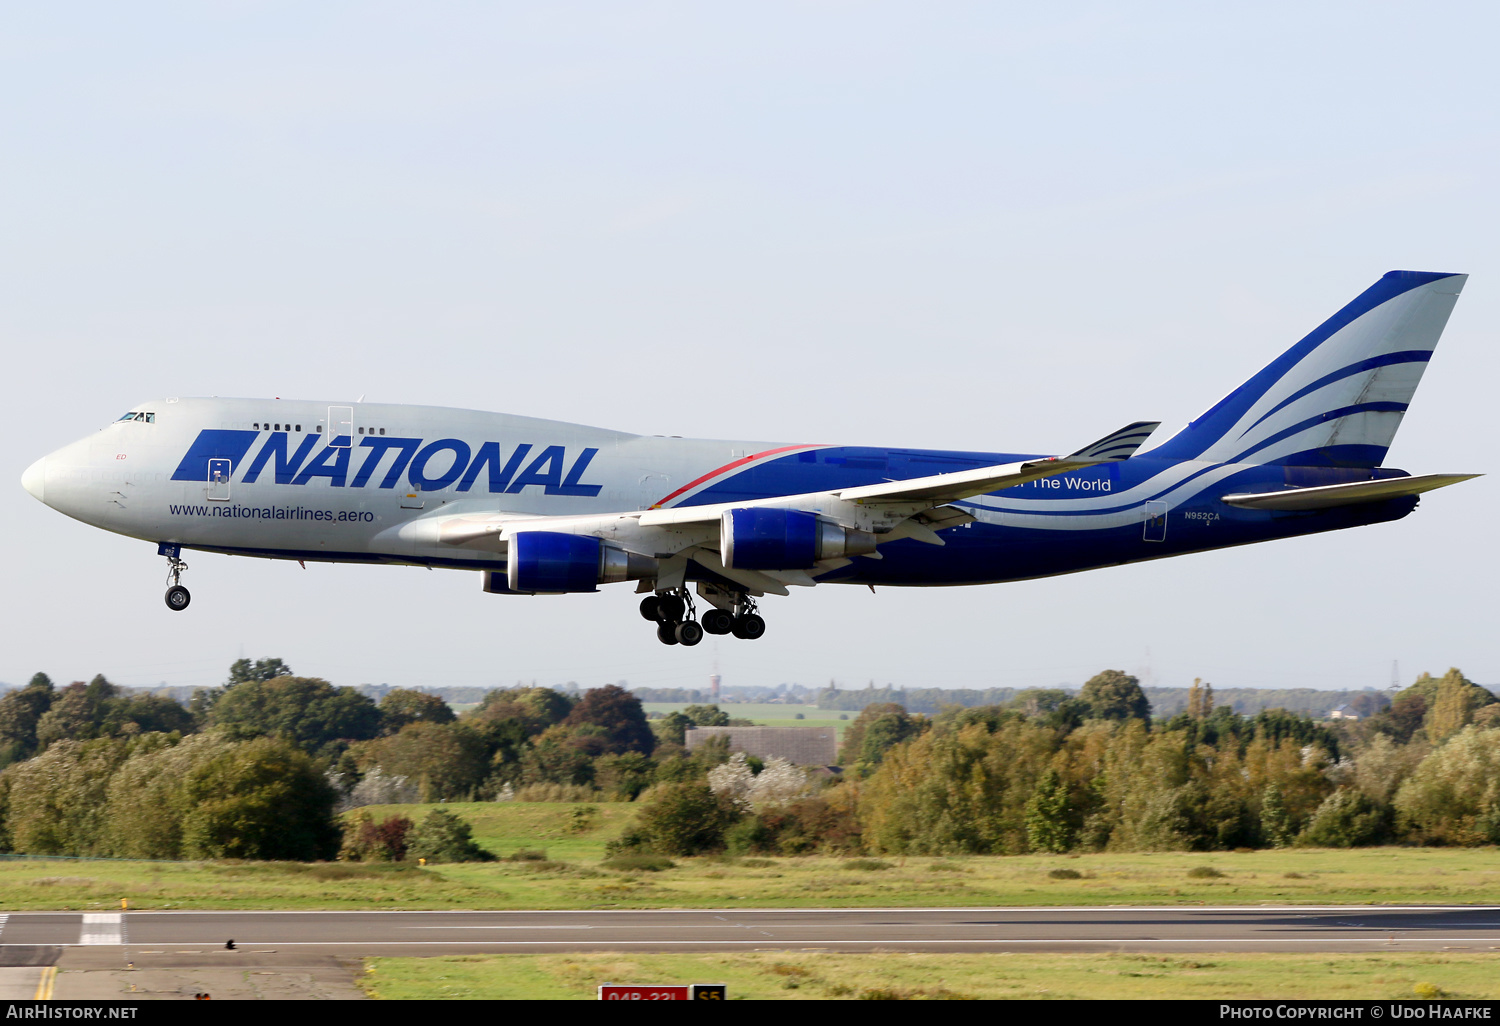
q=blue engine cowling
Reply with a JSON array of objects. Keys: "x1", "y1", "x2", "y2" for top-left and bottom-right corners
[
  {"x1": 722, "y1": 508, "x2": 818, "y2": 570},
  {"x1": 720, "y1": 508, "x2": 878, "y2": 570},
  {"x1": 508, "y1": 532, "x2": 602, "y2": 593},
  {"x1": 504, "y1": 532, "x2": 658, "y2": 594}
]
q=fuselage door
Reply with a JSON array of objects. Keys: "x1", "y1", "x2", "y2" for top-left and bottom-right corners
[
  {"x1": 207, "y1": 459, "x2": 231, "y2": 501},
  {"x1": 328, "y1": 406, "x2": 354, "y2": 447},
  {"x1": 1143, "y1": 500, "x2": 1167, "y2": 542}
]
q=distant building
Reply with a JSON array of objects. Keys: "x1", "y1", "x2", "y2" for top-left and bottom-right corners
[
  {"x1": 1329, "y1": 704, "x2": 1361, "y2": 721},
  {"x1": 685, "y1": 726, "x2": 837, "y2": 767}
]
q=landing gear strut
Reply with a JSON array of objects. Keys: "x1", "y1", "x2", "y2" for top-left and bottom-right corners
[
  {"x1": 728, "y1": 595, "x2": 766, "y2": 640},
  {"x1": 645, "y1": 586, "x2": 702, "y2": 646},
  {"x1": 161, "y1": 544, "x2": 191, "y2": 612},
  {"x1": 644, "y1": 584, "x2": 766, "y2": 644}
]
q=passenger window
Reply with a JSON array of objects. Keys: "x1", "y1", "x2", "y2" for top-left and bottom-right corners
[
  {"x1": 295, "y1": 424, "x2": 301, "y2": 432},
  {"x1": 379, "y1": 428, "x2": 386, "y2": 435},
  {"x1": 253, "y1": 423, "x2": 261, "y2": 430}
]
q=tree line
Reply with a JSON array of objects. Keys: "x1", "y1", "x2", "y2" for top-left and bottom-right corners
[
  {"x1": 0, "y1": 660, "x2": 1494, "y2": 862},
  {"x1": 813, "y1": 682, "x2": 1399, "y2": 718},
  {"x1": 618, "y1": 668, "x2": 1500, "y2": 857}
]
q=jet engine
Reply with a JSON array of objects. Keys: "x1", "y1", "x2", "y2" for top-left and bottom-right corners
[
  {"x1": 506, "y1": 531, "x2": 657, "y2": 594},
  {"x1": 720, "y1": 508, "x2": 877, "y2": 570}
]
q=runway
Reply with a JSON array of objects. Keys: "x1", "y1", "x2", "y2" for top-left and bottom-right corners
[{"x1": 3, "y1": 905, "x2": 1499, "y2": 958}]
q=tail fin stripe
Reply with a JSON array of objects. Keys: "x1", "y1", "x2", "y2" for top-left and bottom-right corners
[
  {"x1": 1147, "y1": 270, "x2": 1464, "y2": 467},
  {"x1": 1237, "y1": 350, "x2": 1432, "y2": 439},
  {"x1": 1228, "y1": 401, "x2": 1409, "y2": 464}
]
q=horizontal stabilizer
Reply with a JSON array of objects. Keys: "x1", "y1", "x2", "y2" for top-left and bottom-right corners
[{"x1": 1222, "y1": 473, "x2": 1479, "y2": 511}]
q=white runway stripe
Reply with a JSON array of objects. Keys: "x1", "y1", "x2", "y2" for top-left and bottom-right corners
[{"x1": 80, "y1": 912, "x2": 122, "y2": 945}]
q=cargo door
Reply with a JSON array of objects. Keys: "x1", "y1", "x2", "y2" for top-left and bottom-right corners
[
  {"x1": 207, "y1": 459, "x2": 232, "y2": 501},
  {"x1": 327, "y1": 406, "x2": 354, "y2": 447},
  {"x1": 1143, "y1": 500, "x2": 1167, "y2": 542}
]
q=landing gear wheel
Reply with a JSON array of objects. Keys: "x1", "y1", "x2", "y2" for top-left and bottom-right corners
[
  {"x1": 656, "y1": 621, "x2": 680, "y2": 645},
  {"x1": 731, "y1": 613, "x2": 766, "y2": 640},
  {"x1": 658, "y1": 594, "x2": 686, "y2": 622},
  {"x1": 639, "y1": 595, "x2": 661, "y2": 621},
  {"x1": 700, "y1": 608, "x2": 733, "y2": 635},
  {"x1": 675, "y1": 620, "x2": 704, "y2": 646},
  {"x1": 165, "y1": 585, "x2": 191, "y2": 612}
]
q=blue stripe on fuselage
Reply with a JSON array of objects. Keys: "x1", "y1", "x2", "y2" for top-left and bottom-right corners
[{"x1": 677, "y1": 447, "x2": 1417, "y2": 585}]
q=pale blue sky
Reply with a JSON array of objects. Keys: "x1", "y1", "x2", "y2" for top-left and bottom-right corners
[{"x1": 4, "y1": 3, "x2": 1497, "y2": 693}]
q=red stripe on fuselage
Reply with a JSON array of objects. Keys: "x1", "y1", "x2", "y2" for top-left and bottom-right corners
[{"x1": 649, "y1": 444, "x2": 824, "y2": 509}]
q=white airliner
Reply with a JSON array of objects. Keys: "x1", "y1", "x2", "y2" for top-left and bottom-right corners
[{"x1": 22, "y1": 271, "x2": 1477, "y2": 646}]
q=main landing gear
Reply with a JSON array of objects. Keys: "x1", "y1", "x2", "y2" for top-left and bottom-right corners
[
  {"x1": 639, "y1": 588, "x2": 765, "y2": 645},
  {"x1": 160, "y1": 543, "x2": 191, "y2": 612}
]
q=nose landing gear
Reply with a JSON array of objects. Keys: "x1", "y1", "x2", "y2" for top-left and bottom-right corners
[{"x1": 159, "y1": 543, "x2": 191, "y2": 612}]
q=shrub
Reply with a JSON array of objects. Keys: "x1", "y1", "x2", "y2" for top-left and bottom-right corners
[
  {"x1": 339, "y1": 811, "x2": 413, "y2": 862},
  {"x1": 511, "y1": 782, "x2": 599, "y2": 802},
  {"x1": 603, "y1": 829, "x2": 653, "y2": 858},
  {"x1": 708, "y1": 753, "x2": 810, "y2": 812},
  {"x1": 1393, "y1": 726, "x2": 1500, "y2": 845},
  {"x1": 1186, "y1": 865, "x2": 1224, "y2": 879},
  {"x1": 405, "y1": 810, "x2": 496, "y2": 863},
  {"x1": 600, "y1": 853, "x2": 675, "y2": 872},
  {"x1": 1297, "y1": 788, "x2": 1389, "y2": 847},
  {"x1": 840, "y1": 858, "x2": 892, "y2": 871},
  {"x1": 724, "y1": 816, "x2": 777, "y2": 855},
  {"x1": 634, "y1": 782, "x2": 738, "y2": 856},
  {"x1": 1048, "y1": 868, "x2": 1082, "y2": 879},
  {"x1": 505, "y1": 849, "x2": 548, "y2": 861}
]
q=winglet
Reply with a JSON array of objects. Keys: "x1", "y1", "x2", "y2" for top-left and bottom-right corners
[{"x1": 1066, "y1": 421, "x2": 1160, "y2": 463}]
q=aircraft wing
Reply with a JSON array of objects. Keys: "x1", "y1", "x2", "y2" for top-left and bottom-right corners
[{"x1": 414, "y1": 421, "x2": 1158, "y2": 575}]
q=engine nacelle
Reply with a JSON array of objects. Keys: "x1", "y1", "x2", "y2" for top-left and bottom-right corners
[
  {"x1": 721, "y1": 508, "x2": 878, "y2": 570},
  {"x1": 505, "y1": 532, "x2": 656, "y2": 594}
]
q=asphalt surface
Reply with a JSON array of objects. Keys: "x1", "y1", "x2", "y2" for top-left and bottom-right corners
[{"x1": 3, "y1": 905, "x2": 1500, "y2": 957}]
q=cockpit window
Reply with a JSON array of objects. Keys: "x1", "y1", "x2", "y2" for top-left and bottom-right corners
[{"x1": 119, "y1": 412, "x2": 156, "y2": 423}]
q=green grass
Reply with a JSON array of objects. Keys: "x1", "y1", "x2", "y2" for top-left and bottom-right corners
[
  {"x1": 3, "y1": 804, "x2": 1499, "y2": 911},
  {"x1": 364, "y1": 801, "x2": 639, "y2": 862},
  {"x1": 641, "y1": 702, "x2": 847, "y2": 736},
  {"x1": 359, "y1": 951, "x2": 1500, "y2": 1000}
]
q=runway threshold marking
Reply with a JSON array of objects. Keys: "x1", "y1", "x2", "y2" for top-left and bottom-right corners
[{"x1": 80, "y1": 913, "x2": 122, "y2": 946}]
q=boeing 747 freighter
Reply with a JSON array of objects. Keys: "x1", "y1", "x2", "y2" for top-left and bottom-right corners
[{"x1": 22, "y1": 270, "x2": 1478, "y2": 646}]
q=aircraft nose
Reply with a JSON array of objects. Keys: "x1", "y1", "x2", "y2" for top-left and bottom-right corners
[{"x1": 21, "y1": 456, "x2": 46, "y2": 503}]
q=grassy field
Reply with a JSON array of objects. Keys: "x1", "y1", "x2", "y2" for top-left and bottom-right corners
[
  {"x1": 1, "y1": 803, "x2": 1499, "y2": 911},
  {"x1": 641, "y1": 702, "x2": 847, "y2": 737},
  {"x1": 359, "y1": 950, "x2": 1500, "y2": 1000}
]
